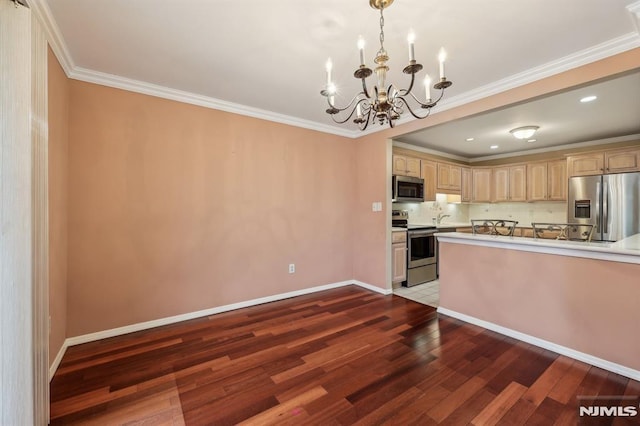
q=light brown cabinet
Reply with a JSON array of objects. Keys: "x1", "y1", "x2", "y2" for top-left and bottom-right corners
[
  {"x1": 527, "y1": 160, "x2": 567, "y2": 201},
  {"x1": 461, "y1": 167, "x2": 472, "y2": 202},
  {"x1": 392, "y1": 231, "x2": 407, "y2": 283},
  {"x1": 472, "y1": 168, "x2": 492, "y2": 203},
  {"x1": 547, "y1": 160, "x2": 567, "y2": 201},
  {"x1": 436, "y1": 163, "x2": 462, "y2": 192},
  {"x1": 567, "y1": 153, "x2": 604, "y2": 177},
  {"x1": 421, "y1": 160, "x2": 437, "y2": 202},
  {"x1": 393, "y1": 155, "x2": 421, "y2": 177},
  {"x1": 567, "y1": 148, "x2": 640, "y2": 177},
  {"x1": 493, "y1": 165, "x2": 526, "y2": 202},
  {"x1": 605, "y1": 148, "x2": 640, "y2": 173}
]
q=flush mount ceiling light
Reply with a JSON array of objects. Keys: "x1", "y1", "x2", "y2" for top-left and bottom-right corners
[
  {"x1": 320, "y1": 0, "x2": 453, "y2": 130},
  {"x1": 580, "y1": 95, "x2": 597, "y2": 103},
  {"x1": 510, "y1": 126, "x2": 539, "y2": 140}
]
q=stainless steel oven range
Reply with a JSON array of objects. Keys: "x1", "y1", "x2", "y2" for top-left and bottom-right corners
[
  {"x1": 392, "y1": 210, "x2": 438, "y2": 287},
  {"x1": 406, "y1": 225, "x2": 438, "y2": 287}
]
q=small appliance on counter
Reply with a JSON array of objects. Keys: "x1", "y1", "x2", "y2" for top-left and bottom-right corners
[{"x1": 392, "y1": 209, "x2": 438, "y2": 287}]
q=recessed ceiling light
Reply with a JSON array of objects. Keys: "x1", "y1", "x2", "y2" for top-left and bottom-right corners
[
  {"x1": 580, "y1": 95, "x2": 597, "y2": 103},
  {"x1": 466, "y1": 137, "x2": 474, "y2": 142},
  {"x1": 490, "y1": 145, "x2": 499, "y2": 149},
  {"x1": 527, "y1": 139, "x2": 536, "y2": 143}
]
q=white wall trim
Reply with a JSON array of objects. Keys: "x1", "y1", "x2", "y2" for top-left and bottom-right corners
[
  {"x1": 68, "y1": 66, "x2": 356, "y2": 138},
  {"x1": 437, "y1": 307, "x2": 640, "y2": 382},
  {"x1": 353, "y1": 280, "x2": 392, "y2": 295},
  {"x1": 628, "y1": 1, "x2": 640, "y2": 34},
  {"x1": 49, "y1": 342, "x2": 68, "y2": 382},
  {"x1": 62, "y1": 280, "x2": 388, "y2": 348},
  {"x1": 27, "y1": 0, "x2": 640, "y2": 140}
]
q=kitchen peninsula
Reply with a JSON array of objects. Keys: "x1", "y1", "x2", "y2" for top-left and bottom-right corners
[{"x1": 436, "y1": 232, "x2": 640, "y2": 380}]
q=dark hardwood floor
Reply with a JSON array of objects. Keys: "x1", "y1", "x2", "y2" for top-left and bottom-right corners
[{"x1": 50, "y1": 286, "x2": 640, "y2": 425}]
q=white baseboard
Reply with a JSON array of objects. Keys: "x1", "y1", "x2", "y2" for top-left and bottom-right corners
[
  {"x1": 49, "y1": 341, "x2": 68, "y2": 382},
  {"x1": 353, "y1": 280, "x2": 392, "y2": 295},
  {"x1": 64, "y1": 280, "x2": 390, "y2": 349},
  {"x1": 437, "y1": 306, "x2": 640, "y2": 382}
]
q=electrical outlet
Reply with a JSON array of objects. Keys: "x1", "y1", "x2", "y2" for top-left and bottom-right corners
[{"x1": 288, "y1": 264, "x2": 295, "y2": 273}]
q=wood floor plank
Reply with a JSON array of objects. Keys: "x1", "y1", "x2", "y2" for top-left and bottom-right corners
[
  {"x1": 49, "y1": 286, "x2": 640, "y2": 425},
  {"x1": 471, "y1": 381, "x2": 528, "y2": 425}
]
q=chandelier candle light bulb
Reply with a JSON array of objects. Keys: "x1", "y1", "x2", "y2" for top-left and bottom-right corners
[
  {"x1": 438, "y1": 48, "x2": 446, "y2": 79},
  {"x1": 408, "y1": 30, "x2": 415, "y2": 62},
  {"x1": 326, "y1": 58, "x2": 332, "y2": 85},
  {"x1": 358, "y1": 36, "x2": 366, "y2": 66}
]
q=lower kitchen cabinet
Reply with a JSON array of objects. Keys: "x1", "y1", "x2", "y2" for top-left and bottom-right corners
[{"x1": 392, "y1": 231, "x2": 407, "y2": 283}]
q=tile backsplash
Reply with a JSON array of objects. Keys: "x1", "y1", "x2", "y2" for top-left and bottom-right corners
[
  {"x1": 394, "y1": 194, "x2": 469, "y2": 225},
  {"x1": 394, "y1": 195, "x2": 567, "y2": 227},
  {"x1": 468, "y1": 201, "x2": 567, "y2": 226}
]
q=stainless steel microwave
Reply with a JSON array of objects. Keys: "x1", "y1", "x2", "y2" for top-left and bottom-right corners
[{"x1": 392, "y1": 175, "x2": 425, "y2": 203}]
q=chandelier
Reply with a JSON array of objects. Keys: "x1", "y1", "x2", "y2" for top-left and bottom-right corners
[{"x1": 320, "y1": 0, "x2": 453, "y2": 130}]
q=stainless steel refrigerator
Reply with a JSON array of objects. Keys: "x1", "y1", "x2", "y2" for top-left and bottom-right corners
[{"x1": 568, "y1": 172, "x2": 640, "y2": 242}]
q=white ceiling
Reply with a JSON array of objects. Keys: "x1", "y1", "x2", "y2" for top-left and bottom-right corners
[{"x1": 34, "y1": 0, "x2": 640, "y2": 157}]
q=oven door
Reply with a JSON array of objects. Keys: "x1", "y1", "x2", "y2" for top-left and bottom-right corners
[{"x1": 408, "y1": 230, "x2": 437, "y2": 268}]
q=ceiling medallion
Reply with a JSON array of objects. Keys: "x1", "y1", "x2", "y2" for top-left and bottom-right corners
[{"x1": 320, "y1": 0, "x2": 453, "y2": 130}]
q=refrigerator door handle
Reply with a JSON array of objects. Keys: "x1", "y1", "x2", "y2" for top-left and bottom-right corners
[
  {"x1": 602, "y1": 181, "x2": 608, "y2": 234},
  {"x1": 595, "y1": 180, "x2": 601, "y2": 235}
]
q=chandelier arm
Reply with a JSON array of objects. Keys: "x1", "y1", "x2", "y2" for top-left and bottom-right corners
[
  {"x1": 361, "y1": 78, "x2": 372, "y2": 99},
  {"x1": 330, "y1": 107, "x2": 360, "y2": 124},
  {"x1": 326, "y1": 92, "x2": 367, "y2": 113},
  {"x1": 357, "y1": 109, "x2": 372, "y2": 131},
  {"x1": 395, "y1": 96, "x2": 433, "y2": 120},
  {"x1": 330, "y1": 97, "x2": 371, "y2": 124},
  {"x1": 397, "y1": 71, "x2": 416, "y2": 97}
]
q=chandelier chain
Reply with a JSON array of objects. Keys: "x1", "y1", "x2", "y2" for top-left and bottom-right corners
[{"x1": 379, "y1": 8, "x2": 385, "y2": 52}]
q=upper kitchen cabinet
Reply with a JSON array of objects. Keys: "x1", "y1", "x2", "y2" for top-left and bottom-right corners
[
  {"x1": 421, "y1": 160, "x2": 437, "y2": 202},
  {"x1": 472, "y1": 168, "x2": 492, "y2": 203},
  {"x1": 547, "y1": 160, "x2": 567, "y2": 201},
  {"x1": 393, "y1": 155, "x2": 421, "y2": 177},
  {"x1": 436, "y1": 163, "x2": 462, "y2": 192},
  {"x1": 461, "y1": 167, "x2": 472, "y2": 202},
  {"x1": 493, "y1": 165, "x2": 526, "y2": 202},
  {"x1": 567, "y1": 153, "x2": 604, "y2": 177},
  {"x1": 605, "y1": 148, "x2": 640, "y2": 173},
  {"x1": 568, "y1": 147, "x2": 640, "y2": 177},
  {"x1": 527, "y1": 160, "x2": 567, "y2": 201}
]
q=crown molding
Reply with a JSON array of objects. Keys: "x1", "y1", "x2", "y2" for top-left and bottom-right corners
[
  {"x1": 27, "y1": 0, "x2": 74, "y2": 76},
  {"x1": 392, "y1": 141, "x2": 470, "y2": 162},
  {"x1": 629, "y1": 1, "x2": 640, "y2": 34},
  {"x1": 69, "y1": 66, "x2": 356, "y2": 138},
  {"x1": 28, "y1": 0, "x2": 640, "y2": 140}
]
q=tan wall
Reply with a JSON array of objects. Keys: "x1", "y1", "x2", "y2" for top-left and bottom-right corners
[
  {"x1": 353, "y1": 136, "x2": 389, "y2": 288},
  {"x1": 48, "y1": 48, "x2": 69, "y2": 364},
  {"x1": 66, "y1": 81, "x2": 357, "y2": 336},
  {"x1": 439, "y1": 242, "x2": 640, "y2": 371},
  {"x1": 58, "y1": 47, "x2": 638, "y2": 339}
]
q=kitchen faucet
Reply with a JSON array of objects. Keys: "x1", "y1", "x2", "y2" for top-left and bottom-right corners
[{"x1": 436, "y1": 213, "x2": 450, "y2": 224}]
